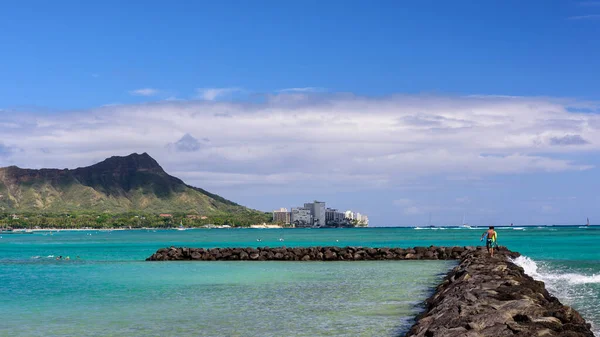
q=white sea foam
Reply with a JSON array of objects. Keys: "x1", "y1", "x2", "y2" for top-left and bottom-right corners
[
  {"x1": 512, "y1": 256, "x2": 600, "y2": 335},
  {"x1": 513, "y1": 256, "x2": 600, "y2": 285}
]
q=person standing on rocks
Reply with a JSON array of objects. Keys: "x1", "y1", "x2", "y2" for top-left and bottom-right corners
[{"x1": 480, "y1": 226, "x2": 497, "y2": 257}]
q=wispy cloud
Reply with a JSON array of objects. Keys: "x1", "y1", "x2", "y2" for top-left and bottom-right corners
[
  {"x1": 129, "y1": 88, "x2": 160, "y2": 96},
  {"x1": 0, "y1": 143, "x2": 13, "y2": 157},
  {"x1": 578, "y1": 1, "x2": 600, "y2": 7},
  {"x1": 278, "y1": 87, "x2": 325, "y2": 93},
  {"x1": 196, "y1": 87, "x2": 242, "y2": 101},
  {"x1": 549, "y1": 134, "x2": 590, "y2": 146},
  {"x1": 568, "y1": 14, "x2": 600, "y2": 20},
  {"x1": 393, "y1": 199, "x2": 413, "y2": 206},
  {"x1": 166, "y1": 133, "x2": 209, "y2": 153},
  {"x1": 392, "y1": 198, "x2": 463, "y2": 216},
  {"x1": 0, "y1": 93, "x2": 599, "y2": 191}
]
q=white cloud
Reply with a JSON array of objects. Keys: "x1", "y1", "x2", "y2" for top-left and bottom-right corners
[
  {"x1": 403, "y1": 206, "x2": 422, "y2": 215},
  {"x1": 166, "y1": 133, "x2": 208, "y2": 152},
  {"x1": 578, "y1": 1, "x2": 600, "y2": 6},
  {"x1": 130, "y1": 88, "x2": 160, "y2": 96},
  {"x1": 393, "y1": 198, "x2": 467, "y2": 216},
  {"x1": 568, "y1": 14, "x2": 600, "y2": 20},
  {"x1": 0, "y1": 93, "x2": 599, "y2": 191},
  {"x1": 393, "y1": 199, "x2": 412, "y2": 206},
  {"x1": 278, "y1": 87, "x2": 325, "y2": 93},
  {"x1": 541, "y1": 205, "x2": 555, "y2": 213},
  {"x1": 196, "y1": 87, "x2": 242, "y2": 101}
]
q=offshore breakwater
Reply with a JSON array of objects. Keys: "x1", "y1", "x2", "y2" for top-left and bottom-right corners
[
  {"x1": 146, "y1": 245, "x2": 469, "y2": 261},
  {"x1": 147, "y1": 246, "x2": 595, "y2": 337}
]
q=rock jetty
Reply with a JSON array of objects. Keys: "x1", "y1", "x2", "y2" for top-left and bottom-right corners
[
  {"x1": 145, "y1": 245, "x2": 470, "y2": 261},
  {"x1": 404, "y1": 248, "x2": 595, "y2": 337},
  {"x1": 146, "y1": 245, "x2": 595, "y2": 337}
]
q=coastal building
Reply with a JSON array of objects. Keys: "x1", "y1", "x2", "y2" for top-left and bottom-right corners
[
  {"x1": 326, "y1": 208, "x2": 346, "y2": 224},
  {"x1": 344, "y1": 210, "x2": 369, "y2": 226},
  {"x1": 304, "y1": 201, "x2": 326, "y2": 227},
  {"x1": 355, "y1": 213, "x2": 368, "y2": 226},
  {"x1": 272, "y1": 208, "x2": 291, "y2": 225},
  {"x1": 276, "y1": 203, "x2": 369, "y2": 227},
  {"x1": 291, "y1": 208, "x2": 312, "y2": 227},
  {"x1": 358, "y1": 215, "x2": 369, "y2": 226}
]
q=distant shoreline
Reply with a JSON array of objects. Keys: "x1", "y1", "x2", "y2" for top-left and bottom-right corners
[{"x1": 2, "y1": 224, "x2": 596, "y2": 232}]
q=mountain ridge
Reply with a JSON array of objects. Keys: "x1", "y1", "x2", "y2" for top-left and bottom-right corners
[{"x1": 0, "y1": 153, "x2": 247, "y2": 214}]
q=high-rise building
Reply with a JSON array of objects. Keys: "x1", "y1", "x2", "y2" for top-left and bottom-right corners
[
  {"x1": 272, "y1": 208, "x2": 291, "y2": 224},
  {"x1": 291, "y1": 208, "x2": 312, "y2": 227},
  {"x1": 363, "y1": 215, "x2": 369, "y2": 225},
  {"x1": 358, "y1": 215, "x2": 369, "y2": 227},
  {"x1": 326, "y1": 208, "x2": 346, "y2": 224},
  {"x1": 304, "y1": 201, "x2": 326, "y2": 227},
  {"x1": 344, "y1": 210, "x2": 354, "y2": 220}
]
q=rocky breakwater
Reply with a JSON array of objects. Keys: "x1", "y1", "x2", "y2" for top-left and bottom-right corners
[
  {"x1": 405, "y1": 247, "x2": 594, "y2": 337},
  {"x1": 146, "y1": 245, "x2": 472, "y2": 261}
]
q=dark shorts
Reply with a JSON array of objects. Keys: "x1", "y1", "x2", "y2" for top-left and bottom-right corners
[{"x1": 486, "y1": 239, "x2": 494, "y2": 248}]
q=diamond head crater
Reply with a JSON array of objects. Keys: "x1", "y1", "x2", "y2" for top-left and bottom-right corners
[{"x1": 0, "y1": 153, "x2": 269, "y2": 228}]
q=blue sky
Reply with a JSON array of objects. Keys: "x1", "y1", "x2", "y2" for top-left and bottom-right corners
[{"x1": 1, "y1": 1, "x2": 600, "y2": 225}]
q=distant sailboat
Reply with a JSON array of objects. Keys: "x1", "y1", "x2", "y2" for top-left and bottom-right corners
[
  {"x1": 578, "y1": 218, "x2": 590, "y2": 229},
  {"x1": 460, "y1": 214, "x2": 472, "y2": 229}
]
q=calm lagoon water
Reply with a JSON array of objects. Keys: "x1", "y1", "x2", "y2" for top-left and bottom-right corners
[{"x1": 1, "y1": 226, "x2": 598, "y2": 336}]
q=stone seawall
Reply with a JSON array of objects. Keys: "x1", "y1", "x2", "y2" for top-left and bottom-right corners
[
  {"x1": 146, "y1": 245, "x2": 595, "y2": 336},
  {"x1": 146, "y1": 245, "x2": 471, "y2": 261},
  {"x1": 404, "y1": 248, "x2": 595, "y2": 337}
]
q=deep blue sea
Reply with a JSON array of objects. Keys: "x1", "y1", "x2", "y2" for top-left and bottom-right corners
[{"x1": 1, "y1": 226, "x2": 598, "y2": 336}]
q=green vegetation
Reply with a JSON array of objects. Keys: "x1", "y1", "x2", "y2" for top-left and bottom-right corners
[
  {"x1": 0, "y1": 211, "x2": 272, "y2": 229},
  {"x1": 0, "y1": 153, "x2": 271, "y2": 228}
]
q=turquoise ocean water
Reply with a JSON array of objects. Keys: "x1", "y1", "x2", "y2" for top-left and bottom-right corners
[{"x1": 1, "y1": 226, "x2": 598, "y2": 336}]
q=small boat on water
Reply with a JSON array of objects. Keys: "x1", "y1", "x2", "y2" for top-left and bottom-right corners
[
  {"x1": 578, "y1": 218, "x2": 591, "y2": 229},
  {"x1": 174, "y1": 220, "x2": 187, "y2": 231},
  {"x1": 459, "y1": 214, "x2": 473, "y2": 229}
]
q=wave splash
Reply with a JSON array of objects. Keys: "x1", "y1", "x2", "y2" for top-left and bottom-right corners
[
  {"x1": 512, "y1": 255, "x2": 600, "y2": 336},
  {"x1": 513, "y1": 255, "x2": 600, "y2": 285}
]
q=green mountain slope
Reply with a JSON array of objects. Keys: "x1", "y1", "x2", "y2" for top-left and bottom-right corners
[{"x1": 0, "y1": 153, "x2": 256, "y2": 215}]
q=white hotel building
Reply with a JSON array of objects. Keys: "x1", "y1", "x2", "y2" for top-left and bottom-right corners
[{"x1": 274, "y1": 201, "x2": 368, "y2": 227}]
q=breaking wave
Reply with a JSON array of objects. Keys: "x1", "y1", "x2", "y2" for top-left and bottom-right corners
[
  {"x1": 513, "y1": 256, "x2": 600, "y2": 285},
  {"x1": 512, "y1": 255, "x2": 600, "y2": 335}
]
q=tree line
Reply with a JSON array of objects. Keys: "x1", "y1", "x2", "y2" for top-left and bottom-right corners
[{"x1": 0, "y1": 211, "x2": 273, "y2": 229}]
